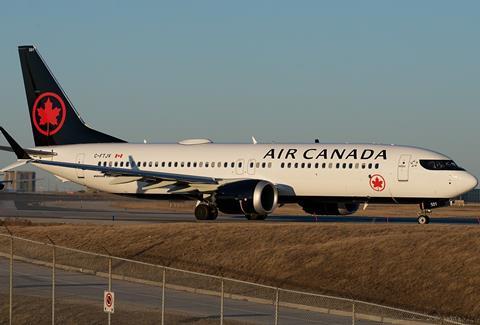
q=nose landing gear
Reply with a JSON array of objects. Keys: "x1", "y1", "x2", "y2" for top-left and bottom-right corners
[
  {"x1": 417, "y1": 203, "x2": 432, "y2": 224},
  {"x1": 417, "y1": 214, "x2": 430, "y2": 224}
]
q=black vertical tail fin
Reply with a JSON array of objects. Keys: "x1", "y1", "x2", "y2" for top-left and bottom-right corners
[{"x1": 18, "y1": 45, "x2": 125, "y2": 146}]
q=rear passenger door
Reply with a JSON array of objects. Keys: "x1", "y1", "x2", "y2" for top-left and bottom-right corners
[{"x1": 397, "y1": 154, "x2": 411, "y2": 181}]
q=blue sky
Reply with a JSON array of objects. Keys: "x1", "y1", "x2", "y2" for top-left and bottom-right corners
[{"x1": 0, "y1": 1, "x2": 479, "y2": 188}]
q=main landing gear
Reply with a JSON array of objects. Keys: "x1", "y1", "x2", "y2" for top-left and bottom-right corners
[{"x1": 194, "y1": 203, "x2": 218, "y2": 220}]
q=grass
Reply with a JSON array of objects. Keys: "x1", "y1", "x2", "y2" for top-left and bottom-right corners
[{"x1": 1, "y1": 222, "x2": 480, "y2": 322}]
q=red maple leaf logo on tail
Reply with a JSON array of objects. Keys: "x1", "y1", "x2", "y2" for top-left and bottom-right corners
[{"x1": 37, "y1": 98, "x2": 61, "y2": 126}]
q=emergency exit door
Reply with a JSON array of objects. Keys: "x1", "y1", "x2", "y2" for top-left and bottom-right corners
[{"x1": 397, "y1": 154, "x2": 411, "y2": 181}]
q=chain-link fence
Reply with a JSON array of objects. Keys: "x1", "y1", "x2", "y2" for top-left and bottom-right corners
[{"x1": 0, "y1": 233, "x2": 469, "y2": 325}]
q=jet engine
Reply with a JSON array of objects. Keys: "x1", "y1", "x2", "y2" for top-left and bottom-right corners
[
  {"x1": 299, "y1": 200, "x2": 360, "y2": 215},
  {"x1": 215, "y1": 180, "x2": 278, "y2": 215},
  {"x1": 0, "y1": 183, "x2": 4, "y2": 191}
]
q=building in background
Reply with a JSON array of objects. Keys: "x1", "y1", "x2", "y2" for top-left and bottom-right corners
[
  {"x1": 3, "y1": 171, "x2": 36, "y2": 192},
  {"x1": 457, "y1": 188, "x2": 480, "y2": 203}
]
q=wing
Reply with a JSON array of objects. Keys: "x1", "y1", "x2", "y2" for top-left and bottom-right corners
[{"x1": 33, "y1": 159, "x2": 218, "y2": 186}]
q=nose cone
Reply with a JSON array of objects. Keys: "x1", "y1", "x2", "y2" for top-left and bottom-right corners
[{"x1": 463, "y1": 173, "x2": 478, "y2": 193}]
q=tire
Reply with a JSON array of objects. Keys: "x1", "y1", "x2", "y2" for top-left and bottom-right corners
[
  {"x1": 245, "y1": 214, "x2": 267, "y2": 221},
  {"x1": 417, "y1": 215, "x2": 430, "y2": 224},
  {"x1": 195, "y1": 204, "x2": 210, "y2": 220},
  {"x1": 208, "y1": 206, "x2": 219, "y2": 220}
]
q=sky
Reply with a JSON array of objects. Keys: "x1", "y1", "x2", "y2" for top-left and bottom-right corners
[{"x1": 0, "y1": 1, "x2": 479, "y2": 189}]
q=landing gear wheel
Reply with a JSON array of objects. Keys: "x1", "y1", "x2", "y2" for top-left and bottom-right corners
[
  {"x1": 208, "y1": 206, "x2": 218, "y2": 220},
  {"x1": 195, "y1": 204, "x2": 210, "y2": 220},
  {"x1": 245, "y1": 214, "x2": 267, "y2": 221},
  {"x1": 195, "y1": 204, "x2": 218, "y2": 220},
  {"x1": 417, "y1": 215, "x2": 430, "y2": 225}
]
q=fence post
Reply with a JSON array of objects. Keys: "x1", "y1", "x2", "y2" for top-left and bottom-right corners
[
  {"x1": 52, "y1": 244, "x2": 56, "y2": 325},
  {"x1": 161, "y1": 267, "x2": 166, "y2": 325},
  {"x1": 274, "y1": 288, "x2": 279, "y2": 325},
  {"x1": 108, "y1": 257, "x2": 112, "y2": 325},
  {"x1": 9, "y1": 235, "x2": 13, "y2": 325},
  {"x1": 352, "y1": 299, "x2": 356, "y2": 325},
  {"x1": 220, "y1": 278, "x2": 224, "y2": 325}
]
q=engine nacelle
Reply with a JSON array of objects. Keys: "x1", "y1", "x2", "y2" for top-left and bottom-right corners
[
  {"x1": 0, "y1": 183, "x2": 4, "y2": 191},
  {"x1": 215, "y1": 180, "x2": 278, "y2": 215},
  {"x1": 299, "y1": 200, "x2": 360, "y2": 215}
]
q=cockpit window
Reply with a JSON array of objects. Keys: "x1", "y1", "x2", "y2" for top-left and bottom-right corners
[{"x1": 419, "y1": 160, "x2": 464, "y2": 171}]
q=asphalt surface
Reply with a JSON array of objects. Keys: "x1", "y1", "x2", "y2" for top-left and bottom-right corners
[
  {"x1": 0, "y1": 192, "x2": 478, "y2": 224},
  {"x1": 0, "y1": 258, "x2": 380, "y2": 325}
]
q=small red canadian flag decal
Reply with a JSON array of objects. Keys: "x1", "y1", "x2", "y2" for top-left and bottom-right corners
[
  {"x1": 370, "y1": 174, "x2": 386, "y2": 192},
  {"x1": 114, "y1": 153, "x2": 124, "y2": 158}
]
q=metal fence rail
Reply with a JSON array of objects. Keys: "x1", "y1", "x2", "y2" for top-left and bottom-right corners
[{"x1": 0, "y1": 233, "x2": 469, "y2": 325}]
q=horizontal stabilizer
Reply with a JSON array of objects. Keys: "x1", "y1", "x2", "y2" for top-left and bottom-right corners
[{"x1": 0, "y1": 159, "x2": 29, "y2": 173}]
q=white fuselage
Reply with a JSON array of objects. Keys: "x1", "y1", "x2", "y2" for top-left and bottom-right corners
[{"x1": 30, "y1": 142, "x2": 477, "y2": 202}]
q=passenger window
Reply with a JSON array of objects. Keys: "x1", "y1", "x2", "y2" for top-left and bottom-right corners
[
  {"x1": 187, "y1": 162, "x2": 191, "y2": 168},
  {"x1": 120, "y1": 162, "x2": 124, "y2": 167},
  {"x1": 238, "y1": 162, "x2": 243, "y2": 168},
  {"x1": 97, "y1": 161, "x2": 101, "y2": 166},
  {"x1": 256, "y1": 162, "x2": 260, "y2": 168},
  {"x1": 322, "y1": 163, "x2": 326, "y2": 169},
  {"x1": 193, "y1": 162, "x2": 197, "y2": 168},
  {"x1": 315, "y1": 163, "x2": 319, "y2": 168},
  {"x1": 168, "y1": 162, "x2": 172, "y2": 167},
  {"x1": 336, "y1": 163, "x2": 340, "y2": 169},
  {"x1": 268, "y1": 162, "x2": 272, "y2": 168},
  {"x1": 294, "y1": 163, "x2": 299, "y2": 168},
  {"x1": 368, "y1": 163, "x2": 372, "y2": 169},
  {"x1": 349, "y1": 163, "x2": 353, "y2": 169},
  {"x1": 212, "y1": 162, "x2": 215, "y2": 168},
  {"x1": 174, "y1": 162, "x2": 178, "y2": 167},
  {"x1": 217, "y1": 162, "x2": 221, "y2": 168},
  {"x1": 355, "y1": 163, "x2": 359, "y2": 169},
  {"x1": 287, "y1": 162, "x2": 292, "y2": 168},
  {"x1": 262, "y1": 162, "x2": 266, "y2": 168},
  {"x1": 362, "y1": 163, "x2": 366, "y2": 169},
  {"x1": 342, "y1": 163, "x2": 346, "y2": 169},
  {"x1": 181, "y1": 162, "x2": 185, "y2": 167},
  {"x1": 103, "y1": 162, "x2": 107, "y2": 167},
  {"x1": 250, "y1": 162, "x2": 254, "y2": 168},
  {"x1": 205, "y1": 162, "x2": 209, "y2": 167},
  {"x1": 162, "y1": 162, "x2": 165, "y2": 167},
  {"x1": 126, "y1": 162, "x2": 130, "y2": 167},
  {"x1": 307, "y1": 163, "x2": 311, "y2": 168},
  {"x1": 231, "y1": 162, "x2": 235, "y2": 168},
  {"x1": 149, "y1": 161, "x2": 152, "y2": 167},
  {"x1": 143, "y1": 162, "x2": 147, "y2": 167},
  {"x1": 375, "y1": 163, "x2": 379, "y2": 169},
  {"x1": 199, "y1": 162, "x2": 203, "y2": 167},
  {"x1": 301, "y1": 163, "x2": 305, "y2": 168},
  {"x1": 155, "y1": 162, "x2": 159, "y2": 167},
  {"x1": 281, "y1": 162, "x2": 285, "y2": 168}
]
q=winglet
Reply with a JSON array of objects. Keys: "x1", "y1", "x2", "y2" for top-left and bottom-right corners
[{"x1": 0, "y1": 127, "x2": 31, "y2": 159}]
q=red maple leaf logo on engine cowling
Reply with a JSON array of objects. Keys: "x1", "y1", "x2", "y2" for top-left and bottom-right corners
[
  {"x1": 32, "y1": 92, "x2": 67, "y2": 136},
  {"x1": 370, "y1": 174, "x2": 386, "y2": 191},
  {"x1": 37, "y1": 98, "x2": 61, "y2": 126}
]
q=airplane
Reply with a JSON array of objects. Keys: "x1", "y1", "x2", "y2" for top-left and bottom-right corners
[{"x1": 0, "y1": 45, "x2": 477, "y2": 224}]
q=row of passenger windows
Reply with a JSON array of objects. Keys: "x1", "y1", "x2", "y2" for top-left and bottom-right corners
[
  {"x1": 97, "y1": 160, "x2": 272, "y2": 169},
  {"x1": 97, "y1": 160, "x2": 379, "y2": 170},
  {"x1": 280, "y1": 162, "x2": 380, "y2": 169}
]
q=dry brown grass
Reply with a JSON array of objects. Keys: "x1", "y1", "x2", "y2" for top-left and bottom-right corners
[
  {"x1": 0, "y1": 294, "x2": 246, "y2": 325},
  {"x1": 2, "y1": 223, "x2": 480, "y2": 321}
]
